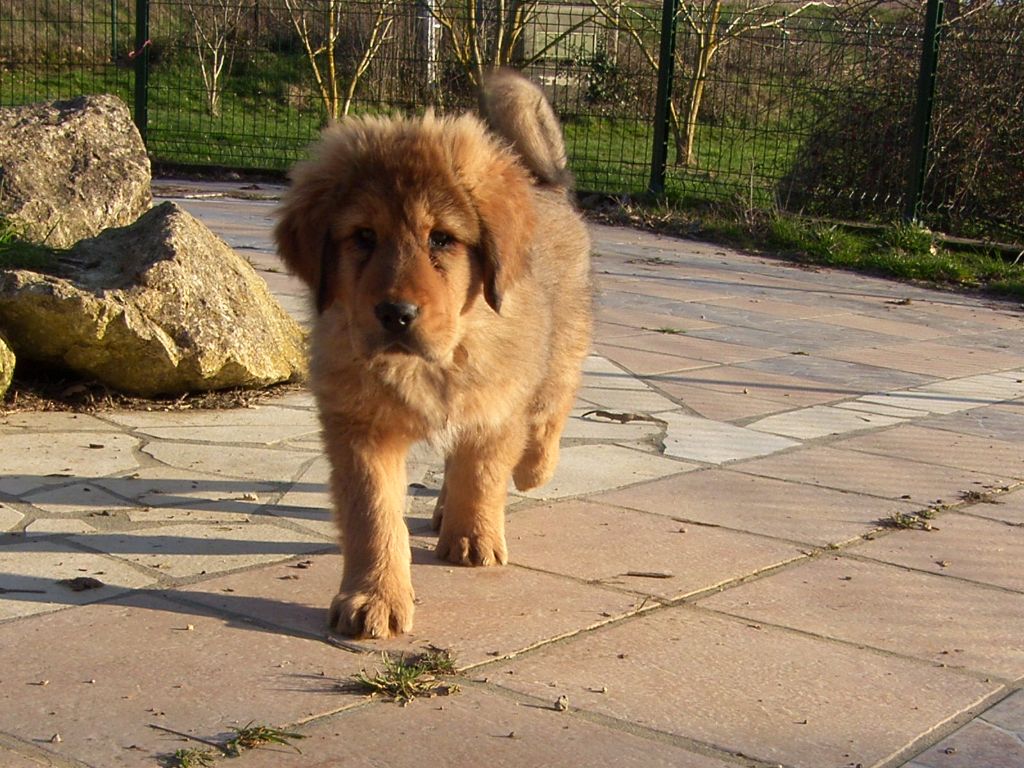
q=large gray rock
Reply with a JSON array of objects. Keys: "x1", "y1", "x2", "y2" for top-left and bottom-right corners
[
  {"x1": 0, "y1": 95, "x2": 151, "y2": 248},
  {"x1": 0, "y1": 202, "x2": 306, "y2": 396},
  {"x1": 0, "y1": 333, "x2": 13, "y2": 399}
]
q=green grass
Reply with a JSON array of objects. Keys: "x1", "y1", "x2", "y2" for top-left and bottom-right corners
[
  {"x1": 345, "y1": 648, "x2": 460, "y2": 705},
  {"x1": 764, "y1": 215, "x2": 1024, "y2": 296},
  {"x1": 223, "y1": 723, "x2": 305, "y2": 757},
  {"x1": 170, "y1": 749, "x2": 218, "y2": 768},
  {"x1": 564, "y1": 112, "x2": 807, "y2": 208},
  {"x1": 592, "y1": 199, "x2": 1024, "y2": 300},
  {"x1": 0, "y1": 217, "x2": 60, "y2": 272},
  {"x1": 159, "y1": 722, "x2": 304, "y2": 767}
]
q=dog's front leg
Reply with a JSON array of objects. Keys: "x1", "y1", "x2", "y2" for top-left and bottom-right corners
[
  {"x1": 323, "y1": 425, "x2": 414, "y2": 638},
  {"x1": 435, "y1": 424, "x2": 526, "y2": 567}
]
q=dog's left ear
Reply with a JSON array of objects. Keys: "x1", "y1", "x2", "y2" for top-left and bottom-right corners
[{"x1": 473, "y1": 158, "x2": 536, "y2": 313}]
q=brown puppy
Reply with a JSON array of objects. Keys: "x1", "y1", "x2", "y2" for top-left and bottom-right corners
[{"x1": 275, "y1": 71, "x2": 591, "y2": 638}]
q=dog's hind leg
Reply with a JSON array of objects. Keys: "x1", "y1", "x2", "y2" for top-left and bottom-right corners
[
  {"x1": 435, "y1": 424, "x2": 526, "y2": 567},
  {"x1": 430, "y1": 459, "x2": 449, "y2": 532}
]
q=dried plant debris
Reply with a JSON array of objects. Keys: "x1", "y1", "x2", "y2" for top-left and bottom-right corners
[
  {"x1": 959, "y1": 489, "x2": 1002, "y2": 504},
  {"x1": 2, "y1": 362, "x2": 305, "y2": 415},
  {"x1": 345, "y1": 647, "x2": 461, "y2": 704},
  {"x1": 581, "y1": 409, "x2": 668, "y2": 426},
  {"x1": 169, "y1": 748, "x2": 218, "y2": 768},
  {"x1": 57, "y1": 576, "x2": 105, "y2": 591},
  {"x1": 879, "y1": 509, "x2": 939, "y2": 531},
  {"x1": 224, "y1": 723, "x2": 305, "y2": 756},
  {"x1": 643, "y1": 326, "x2": 686, "y2": 335},
  {"x1": 155, "y1": 722, "x2": 304, "y2": 767}
]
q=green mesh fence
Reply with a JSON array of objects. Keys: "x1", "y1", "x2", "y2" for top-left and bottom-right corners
[{"x1": 2, "y1": 0, "x2": 1020, "y2": 245}]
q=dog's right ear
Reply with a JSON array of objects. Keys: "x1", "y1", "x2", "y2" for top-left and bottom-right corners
[{"x1": 274, "y1": 163, "x2": 342, "y2": 312}]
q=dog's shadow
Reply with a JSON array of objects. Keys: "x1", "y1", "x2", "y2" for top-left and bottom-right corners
[{"x1": 0, "y1": 472, "x2": 456, "y2": 646}]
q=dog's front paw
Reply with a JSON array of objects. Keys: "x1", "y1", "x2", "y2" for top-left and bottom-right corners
[
  {"x1": 328, "y1": 581, "x2": 415, "y2": 639},
  {"x1": 436, "y1": 527, "x2": 508, "y2": 567}
]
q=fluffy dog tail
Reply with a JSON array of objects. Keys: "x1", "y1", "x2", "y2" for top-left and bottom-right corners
[{"x1": 480, "y1": 70, "x2": 573, "y2": 189}]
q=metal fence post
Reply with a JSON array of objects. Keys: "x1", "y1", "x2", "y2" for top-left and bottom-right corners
[
  {"x1": 110, "y1": 0, "x2": 118, "y2": 61},
  {"x1": 904, "y1": 0, "x2": 944, "y2": 223},
  {"x1": 648, "y1": 0, "x2": 679, "y2": 196},
  {"x1": 132, "y1": 0, "x2": 150, "y2": 143}
]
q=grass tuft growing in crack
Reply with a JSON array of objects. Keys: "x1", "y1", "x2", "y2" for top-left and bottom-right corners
[
  {"x1": 344, "y1": 647, "x2": 461, "y2": 705},
  {"x1": 880, "y1": 509, "x2": 938, "y2": 531}
]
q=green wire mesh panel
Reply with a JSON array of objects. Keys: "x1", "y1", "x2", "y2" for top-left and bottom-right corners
[
  {"x1": 0, "y1": 0, "x2": 133, "y2": 108},
  {"x1": 2, "y1": 0, "x2": 1021, "y2": 245}
]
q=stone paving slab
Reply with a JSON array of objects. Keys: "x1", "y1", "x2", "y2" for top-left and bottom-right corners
[
  {"x1": 906, "y1": 718, "x2": 1024, "y2": 768},
  {"x1": 182, "y1": 552, "x2": 643, "y2": 668},
  {"x1": 747, "y1": 404, "x2": 906, "y2": 439},
  {"x1": 488, "y1": 607, "x2": 1001, "y2": 768},
  {"x1": 0, "y1": 539, "x2": 156, "y2": 620},
  {"x1": 660, "y1": 413, "x2": 799, "y2": 463},
  {"x1": 95, "y1": 466, "x2": 281, "y2": 512},
  {"x1": 649, "y1": 363, "x2": 856, "y2": 407},
  {"x1": 0, "y1": 592, "x2": 369, "y2": 768},
  {"x1": 736, "y1": 445, "x2": 1010, "y2": 506},
  {"x1": 815, "y1": 309, "x2": 952, "y2": 340},
  {"x1": 831, "y1": 341, "x2": 1024, "y2": 379},
  {"x1": 854, "y1": 511, "x2": 1024, "y2": 592},
  {"x1": 595, "y1": 467, "x2": 921, "y2": 546},
  {"x1": 837, "y1": 424, "x2": 1024, "y2": 479},
  {"x1": 504, "y1": 499, "x2": 806, "y2": 601},
  {"x1": 0, "y1": 432, "x2": 141, "y2": 496},
  {"x1": 641, "y1": 379, "x2": 790, "y2": 422},
  {"x1": 229, "y1": 686, "x2": 740, "y2": 768},
  {"x1": 924, "y1": 403, "x2": 1024, "y2": 443},
  {"x1": 593, "y1": 342, "x2": 717, "y2": 377},
  {"x1": 516, "y1": 443, "x2": 694, "y2": 500},
  {"x1": 67, "y1": 523, "x2": 333, "y2": 579},
  {"x1": 904, "y1": 689, "x2": 1024, "y2": 768},
  {"x1": 970, "y1": 487, "x2": 1024, "y2": 525},
  {"x1": 699, "y1": 554, "x2": 1024, "y2": 680},
  {"x1": 141, "y1": 441, "x2": 317, "y2": 483},
  {"x1": 740, "y1": 353, "x2": 935, "y2": 392}
]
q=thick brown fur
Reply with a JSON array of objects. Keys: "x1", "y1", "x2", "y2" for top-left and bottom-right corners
[{"x1": 275, "y1": 70, "x2": 592, "y2": 638}]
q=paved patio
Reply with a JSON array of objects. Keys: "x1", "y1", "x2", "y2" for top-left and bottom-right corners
[{"x1": 1, "y1": 181, "x2": 1022, "y2": 768}]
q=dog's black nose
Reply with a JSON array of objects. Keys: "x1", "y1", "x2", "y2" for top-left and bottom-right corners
[{"x1": 374, "y1": 301, "x2": 420, "y2": 334}]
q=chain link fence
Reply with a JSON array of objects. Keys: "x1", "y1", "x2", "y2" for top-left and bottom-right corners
[{"x1": 1, "y1": 0, "x2": 1020, "y2": 246}]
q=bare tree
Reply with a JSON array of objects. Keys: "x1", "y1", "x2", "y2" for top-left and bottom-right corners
[
  {"x1": 590, "y1": 0, "x2": 832, "y2": 167},
  {"x1": 281, "y1": 0, "x2": 398, "y2": 120},
  {"x1": 428, "y1": 0, "x2": 600, "y2": 88},
  {"x1": 184, "y1": 0, "x2": 250, "y2": 116}
]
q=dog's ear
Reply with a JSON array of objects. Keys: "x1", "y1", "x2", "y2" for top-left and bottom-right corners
[
  {"x1": 473, "y1": 157, "x2": 536, "y2": 313},
  {"x1": 274, "y1": 130, "x2": 355, "y2": 313}
]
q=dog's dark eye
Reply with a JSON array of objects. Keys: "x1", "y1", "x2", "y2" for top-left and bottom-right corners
[
  {"x1": 353, "y1": 228, "x2": 376, "y2": 251},
  {"x1": 428, "y1": 230, "x2": 454, "y2": 250}
]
